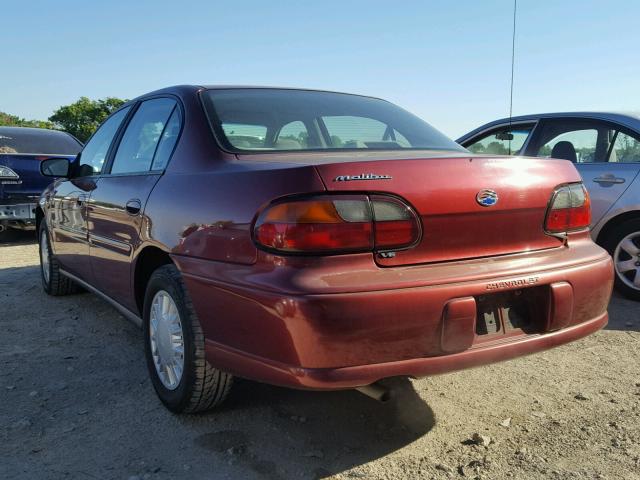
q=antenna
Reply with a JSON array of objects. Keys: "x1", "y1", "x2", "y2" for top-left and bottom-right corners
[{"x1": 508, "y1": 0, "x2": 517, "y2": 154}]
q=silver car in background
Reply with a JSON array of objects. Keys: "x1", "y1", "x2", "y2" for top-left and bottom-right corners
[{"x1": 458, "y1": 112, "x2": 640, "y2": 300}]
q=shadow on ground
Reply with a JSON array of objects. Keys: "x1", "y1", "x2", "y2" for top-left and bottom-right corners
[
  {"x1": 189, "y1": 377, "x2": 435, "y2": 479},
  {"x1": 0, "y1": 229, "x2": 36, "y2": 246},
  {"x1": 604, "y1": 291, "x2": 640, "y2": 332}
]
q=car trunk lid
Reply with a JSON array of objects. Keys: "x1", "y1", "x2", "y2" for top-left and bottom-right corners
[{"x1": 313, "y1": 155, "x2": 581, "y2": 266}]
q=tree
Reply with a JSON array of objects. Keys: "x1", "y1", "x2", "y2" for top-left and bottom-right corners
[
  {"x1": 49, "y1": 96, "x2": 127, "y2": 142},
  {"x1": 0, "y1": 111, "x2": 55, "y2": 129}
]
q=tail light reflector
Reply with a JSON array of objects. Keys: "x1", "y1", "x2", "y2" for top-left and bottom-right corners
[
  {"x1": 545, "y1": 183, "x2": 591, "y2": 233},
  {"x1": 254, "y1": 194, "x2": 420, "y2": 254}
]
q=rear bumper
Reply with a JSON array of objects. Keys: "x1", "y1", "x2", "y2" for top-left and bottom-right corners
[
  {"x1": 204, "y1": 311, "x2": 607, "y2": 389},
  {"x1": 0, "y1": 202, "x2": 37, "y2": 222},
  {"x1": 177, "y1": 240, "x2": 613, "y2": 390}
]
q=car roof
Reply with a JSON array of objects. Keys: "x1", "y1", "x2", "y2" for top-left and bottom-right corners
[
  {"x1": 133, "y1": 84, "x2": 387, "y2": 103},
  {"x1": 457, "y1": 111, "x2": 640, "y2": 143}
]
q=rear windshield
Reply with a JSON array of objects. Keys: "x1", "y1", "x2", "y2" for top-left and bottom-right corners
[
  {"x1": 201, "y1": 89, "x2": 465, "y2": 153},
  {"x1": 0, "y1": 128, "x2": 82, "y2": 155}
]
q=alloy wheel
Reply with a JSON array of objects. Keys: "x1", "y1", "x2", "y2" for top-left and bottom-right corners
[{"x1": 613, "y1": 231, "x2": 640, "y2": 291}]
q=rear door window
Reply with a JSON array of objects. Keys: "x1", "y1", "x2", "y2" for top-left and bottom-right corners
[
  {"x1": 537, "y1": 129, "x2": 599, "y2": 163},
  {"x1": 151, "y1": 107, "x2": 181, "y2": 170},
  {"x1": 529, "y1": 119, "x2": 615, "y2": 163}
]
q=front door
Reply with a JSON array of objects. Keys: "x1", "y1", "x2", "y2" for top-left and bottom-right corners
[
  {"x1": 49, "y1": 106, "x2": 131, "y2": 282},
  {"x1": 49, "y1": 177, "x2": 95, "y2": 278},
  {"x1": 88, "y1": 97, "x2": 181, "y2": 311}
]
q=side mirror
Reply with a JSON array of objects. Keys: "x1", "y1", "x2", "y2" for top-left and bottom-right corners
[{"x1": 40, "y1": 157, "x2": 71, "y2": 178}]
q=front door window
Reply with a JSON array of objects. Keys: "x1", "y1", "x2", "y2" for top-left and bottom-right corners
[
  {"x1": 465, "y1": 126, "x2": 533, "y2": 155},
  {"x1": 110, "y1": 98, "x2": 177, "y2": 175},
  {"x1": 77, "y1": 106, "x2": 131, "y2": 176}
]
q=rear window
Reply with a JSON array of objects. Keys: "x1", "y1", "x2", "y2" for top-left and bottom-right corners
[
  {"x1": 201, "y1": 89, "x2": 465, "y2": 153},
  {"x1": 0, "y1": 128, "x2": 82, "y2": 155}
]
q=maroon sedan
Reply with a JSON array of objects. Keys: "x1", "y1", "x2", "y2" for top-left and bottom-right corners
[{"x1": 37, "y1": 86, "x2": 613, "y2": 413}]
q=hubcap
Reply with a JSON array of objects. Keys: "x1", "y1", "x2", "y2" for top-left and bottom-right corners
[
  {"x1": 40, "y1": 230, "x2": 50, "y2": 284},
  {"x1": 149, "y1": 290, "x2": 185, "y2": 390},
  {"x1": 614, "y1": 232, "x2": 640, "y2": 291}
]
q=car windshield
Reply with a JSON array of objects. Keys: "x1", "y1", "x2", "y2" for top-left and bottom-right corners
[
  {"x1": 201, "y1": 88, "x2": 465, "y2": 153},
  {"x1": 0, "y1": 128, "x2": 82, "y2": 155}
]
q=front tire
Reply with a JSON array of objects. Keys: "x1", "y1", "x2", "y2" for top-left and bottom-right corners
[
  {"x1": 143, "y1": 264, "x2": 233, "y2": 413},
  {"x1": 602, "y1": 218, "x2": 640, "y2": 301},
  {"x1": 39, "y1": 221, "x2": 80, "y2": 296}
]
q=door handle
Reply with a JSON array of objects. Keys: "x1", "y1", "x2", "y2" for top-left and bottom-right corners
[
  {"x1": 125, "y1": 199, "x2": 142, "y2": 215},
  {"x1": 593, "y1": 175, "x2": 625, "y2": 185}
]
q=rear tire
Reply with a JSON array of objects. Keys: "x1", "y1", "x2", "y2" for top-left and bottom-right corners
[
  {"x1": 143, "y1": 264, "x2": 233, "y2": 413},
  {"x1": 602, "y1": 218, "x2": 640, "y2": 301},
  {"x1": 39, "y1": 221, "x2": 81, "y2": 296}
]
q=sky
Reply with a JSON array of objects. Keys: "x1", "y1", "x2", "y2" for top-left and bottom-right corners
[{"x1": 1, "y1": 0, "x2": 639, "y2": 138}]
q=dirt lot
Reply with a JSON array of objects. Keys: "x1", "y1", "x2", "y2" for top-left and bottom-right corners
[{"x1": 1, "y1": 231, "x2": 639, "y2": 480}]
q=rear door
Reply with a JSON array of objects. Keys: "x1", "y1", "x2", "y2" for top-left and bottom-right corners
[
  {"x1": 88, "y1": 97, "x2": 181, "y2": 310},
  {"x1": 49, "y1": 107, "x2": 131, "y2": 281},
  {"x1": 525, "y1": 118, "x2": 640, "y2": 225}
]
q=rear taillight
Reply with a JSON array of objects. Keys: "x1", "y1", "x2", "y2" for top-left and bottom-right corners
[
  {"x1": 0, "y1": 166, "x2": 20, "y2": 184},
  {"x1": 254, "y1": 194, "x2": 420, "y2": 254},
  {"x1": 545, "y1": 183, "x2": 591, "y2": 233}
]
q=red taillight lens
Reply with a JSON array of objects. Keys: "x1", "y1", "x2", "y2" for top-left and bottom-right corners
[
  {"x1": 545, "y1": 183, "x2": 591, "y2": 233},
  {"x1": 254, "y1": 195, "x2": 420, "y2": 254}
]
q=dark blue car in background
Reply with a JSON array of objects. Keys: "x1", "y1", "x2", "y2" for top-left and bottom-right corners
[{"x1": 0, "y1": 127, "x2": 82, "y2": 239}]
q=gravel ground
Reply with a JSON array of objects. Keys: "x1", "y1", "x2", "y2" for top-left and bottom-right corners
[{"x1": 1, "y1": 231, "x2": 639, "y2": 480}]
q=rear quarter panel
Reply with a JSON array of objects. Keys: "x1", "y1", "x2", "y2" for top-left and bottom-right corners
[{"x1": 141, "y1": 161, "x2": 327, "y2": 264}]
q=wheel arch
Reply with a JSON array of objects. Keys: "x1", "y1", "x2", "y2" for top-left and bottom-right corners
[
  {"x1": 595, "y1": 210, "x2": 640, "y2": 245},
  {"x1": 133, "y1": 245, "x2": 174, "y2": 316},
  {"x1": 35, "y1": 206, "x2": 44, "y2": 232}
]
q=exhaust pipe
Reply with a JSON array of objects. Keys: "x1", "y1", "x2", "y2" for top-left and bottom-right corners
[{"x1": 355, "y1": 382, "x2": 392, "y2": 403}]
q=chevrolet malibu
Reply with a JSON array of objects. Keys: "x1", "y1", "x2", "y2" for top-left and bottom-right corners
[{"x1": 37, "y1": 86, "x2": 613, "y2": 413}]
